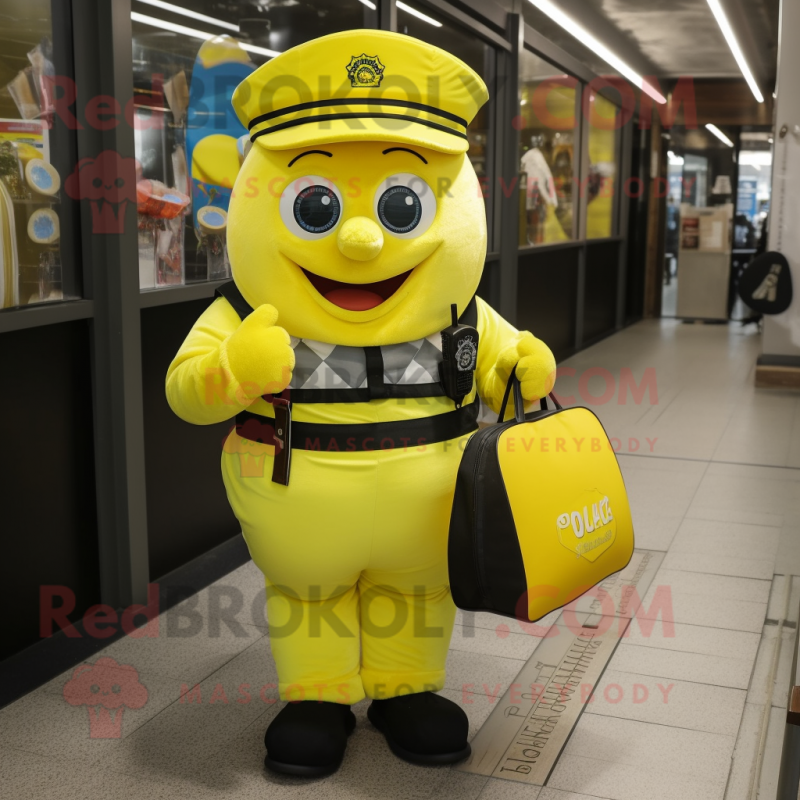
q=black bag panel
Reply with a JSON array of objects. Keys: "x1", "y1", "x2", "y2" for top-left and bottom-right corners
[
  {"x1": 449, "y1": 403, "x2": 635, "y2": 622},
  {"x1": 477, "y1": 435, "x2": 528, "y2": 616},
  {"x1": 448, "y1": 426, "x2": 494, "y2": 611},
  {"x1": 448, "y1": 422, "x2": 528, "y2": 617}
]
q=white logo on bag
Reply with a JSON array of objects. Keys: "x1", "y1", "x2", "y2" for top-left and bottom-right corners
[{"x1": 557, "y1": 496, "x2": 613, "y2": 539}]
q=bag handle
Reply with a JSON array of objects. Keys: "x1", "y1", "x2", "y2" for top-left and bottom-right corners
[{"x1": 497, "y1": 365, "x2": 563, "y2": 424}]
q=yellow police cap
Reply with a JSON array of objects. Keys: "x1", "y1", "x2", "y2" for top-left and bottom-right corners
[{"x1": 231, "y1": 29, "x2": 488, "y2": 155}]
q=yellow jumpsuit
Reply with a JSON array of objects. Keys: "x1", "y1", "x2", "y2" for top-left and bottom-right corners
[{"x1": 166, "y1": 294, "x2": 519, "y2": 704}]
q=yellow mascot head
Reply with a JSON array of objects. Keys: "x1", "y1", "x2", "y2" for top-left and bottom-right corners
[{"x1": 228, "y1": 29, "x2": 489, "y2": 346}]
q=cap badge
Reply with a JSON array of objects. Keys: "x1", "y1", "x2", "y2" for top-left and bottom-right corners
[{"x1": 346, "y1": 54, "x2": 385, "y2": 88}]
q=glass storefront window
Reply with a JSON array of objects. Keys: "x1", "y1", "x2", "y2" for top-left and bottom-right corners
[
  {"x1": 397, "y1": 2, "x2": 494, "y2": 241},
  {"x1": 131, "y1": 0, "x2": 377, "y2": 288},
  {"x1": 586, "y1": 90, "x2": 621, "y2": 240},
  {"x1": 0, "y1": 0, "x2": 75, "y2": 307},
  {"x1": 518, "y1": 48, "x2": 577, "y2": 247},
  {"x1": 735, "y1": 132, "x2": 772, "y2": 249}
]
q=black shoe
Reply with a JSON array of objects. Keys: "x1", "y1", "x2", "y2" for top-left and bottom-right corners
[
  {"x1": 264, "y1": 701, "x2": 356, "y2": 777},
  {"x1": 368, "y1": 692, "x2": 470, "y2": 766}
]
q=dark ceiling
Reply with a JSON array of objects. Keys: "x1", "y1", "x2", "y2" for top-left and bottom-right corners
[
  {"x1": 522, "y1": 0, "x2": 780, "y2": 90},
  {"x1": 129, "y1": 0, "x2": 782, "y2": 94}
]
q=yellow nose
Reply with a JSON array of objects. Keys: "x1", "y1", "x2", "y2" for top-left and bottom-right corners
[{"x1": 337, "y1": 216, "x2": 384, "y2": 261}]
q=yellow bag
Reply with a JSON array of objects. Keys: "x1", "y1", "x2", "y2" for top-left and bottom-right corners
[{"x1": 448, "y1": 370, "x2": 635, "y2": 622}]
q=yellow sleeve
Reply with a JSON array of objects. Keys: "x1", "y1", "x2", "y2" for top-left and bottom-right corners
[
  {"x1": 165, "y1": 296, "x2": 254, "y2": 425},
  {"x1": 474, "y1": 295, "x2": 520, "y2": 409}
]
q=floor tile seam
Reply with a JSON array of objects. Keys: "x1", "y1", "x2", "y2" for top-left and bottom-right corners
[
  {"x1": 672, "y1": 540, "x2": 780, "y2": 552},
  {"x1": 573, "y1": 712, "x2": 739, "y2": 747},
  {"x1": 583, "y1": 705, "x2": 743, "y2": 738},
  {"x1": 584, "y1": 705, "x2": 743, "y2": 741},
  {"x1": 532, "y1": 787, "x2": 611, "y2": 800},
  {"x1": 621, "y1": 450, "x2": 800, "y2": 474},
  {"x1": 1, "y1": 746, "x2": 181, "y2": 789},
  {"x1": 545, "y1": 747, "x2": 732, "y2": 783},
  {"x1": 644, "y1": 385, "x2": 685, "y2": 425},
  {"x1": 657, "y1": 566, "x2": 777, "y2": 581},
  {"x1": 593, "y1": 664, "x2": 750, "y2": 693},
  {"x1": 652, "y1": 566, "x2": 773, "y2": 586},
  {"x1": 684, "y1": 513, "x2": 784, "y2": 529},
  {"x1": 2, "y1": 744, "x2": 98, "y2": 770},
  {"x1": 625, "y1": 616, "x2": 764, "y2": 636},
  {"x1": 40, "y1": 662, "x2": 199, "y2": 691},
  {"x1": 597, "y1": 665, "x2": 750, "y2": 691},
  {"x1": 646, "y1": 587, "x2": 770, "y2": 608},
  {"x1": 671, "y1": 520, "x2": 783, "y2": 537},
  {"x1": 616, "y1": 640, "x2": 759, "y2": 665},
  {"x1": 95, "y1": 636, "x2": 279, "y2": 740},
  {"x1": 448, "y1": 650, "x2": 530, "y2": 666},
  {"x1": 653, "y1": 454, "x2": 712, "y2": 557},
  {"x1": 662, "y1": 554, "x2": 778, "y2": 568},
  {"x1": 452, "y1": 622, "x2": 547, "y2": 642},
  {"x1": 179, "y1": 631, "x2": 274, "y2": 688}
]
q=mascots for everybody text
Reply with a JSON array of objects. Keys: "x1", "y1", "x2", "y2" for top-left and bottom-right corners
[{"x1": 167, "y1": 30, "x2": 556, "y2": 776}]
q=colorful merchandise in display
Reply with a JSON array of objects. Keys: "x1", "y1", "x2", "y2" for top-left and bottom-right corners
[
  {"x1": 166, "y1": 30, "x2": 557, "y2": 777},
  {"x1": 0, "y1": 132, "x2": 62, "y2": 306},
  {"x1": 24, "y1": 158, "x2": 59, "y2": 197},
  {"x1": 197, "y1": 205, "x2": 229, "y2": 280},
  {"x1": 186, "y1": 36, "x2": 254, "y2": 237},
  {"x1": 136, "y1": 179, "x2": 190, "y2": 288},
  {"x1": 27, "y1": 207, "x2": 59, "y2": 244}
]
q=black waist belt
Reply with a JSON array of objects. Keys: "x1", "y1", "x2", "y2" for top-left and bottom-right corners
[{"x1": 233, "y1": 398, "x2": 480, "y2": 454}]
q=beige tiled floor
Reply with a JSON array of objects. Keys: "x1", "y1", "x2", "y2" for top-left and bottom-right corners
[{"x1": 2, "y1": 319, "x2": 799, "y2": 800}]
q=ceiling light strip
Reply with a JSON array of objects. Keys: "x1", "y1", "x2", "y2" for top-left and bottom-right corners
[
  {"x1": 526, "y1": 0, "x2": 666, "y2": 104},
  {"x1": 705, "y1": 0, "x2": 764, "y2": 104},
  {"x1": 706, "y1": 123, "x2": 734, "y2": 147},
  {"x1": 131, "y1": 12, "x2": 280, "y2": 57},
  {"x1": 397, "y1": 1, "x2": 443, "y2": 27},
  {"x1": 135, "y1": 0, "x2": 239, "y2": 32}
]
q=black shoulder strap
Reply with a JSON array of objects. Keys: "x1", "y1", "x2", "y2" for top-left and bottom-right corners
[
  {"x1": 215, "y1": 280, "x2": 254, "y2": 321},
  {"x1": 459, "y1": 294, "x2": 478, "y2": 328}
]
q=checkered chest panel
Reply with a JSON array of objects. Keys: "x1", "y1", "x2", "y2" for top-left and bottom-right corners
[{"x1": 287, "y1": 333, "x2": 446, "y2": 402}]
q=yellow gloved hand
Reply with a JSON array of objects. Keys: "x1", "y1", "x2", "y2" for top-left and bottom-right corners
[
  {"x1": 495, "y1": 331, "x2": 557, "y2": 402},
  {"x1": 222, "y1": 304, "x2": 295, "y2": 399}
]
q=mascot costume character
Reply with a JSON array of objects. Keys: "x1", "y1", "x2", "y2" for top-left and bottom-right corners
[{"x1": 166, "y1": 30, "x2": 556, "y2": 777}]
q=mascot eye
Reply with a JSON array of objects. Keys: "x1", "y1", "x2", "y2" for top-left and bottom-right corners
[
  {"x1": 374, "y1": 173, "x2": 436, "y2": 238},
  {"x1": 279, "y1": 176, "x2": 342, "y2": 240}
]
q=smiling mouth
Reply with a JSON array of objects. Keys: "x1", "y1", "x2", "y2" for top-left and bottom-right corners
[{"x1": 301, "y1": 268, "x2": 413, "y2": 311}]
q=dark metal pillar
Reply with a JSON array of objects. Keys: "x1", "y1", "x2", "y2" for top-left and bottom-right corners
[{"x1": 72, "y1": 0, "x2": 149, "y2": 608}]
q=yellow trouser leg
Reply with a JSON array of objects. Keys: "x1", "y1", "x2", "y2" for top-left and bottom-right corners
[
  {"x1": 265, "y1": 578, "x2": 366, "y2": 705},
  {"x1": 359, "y1": 573, "x2": 456, "y2": 700},
  {"x1": 357, "y1": 436, "x2": 467, "y2": 699}
]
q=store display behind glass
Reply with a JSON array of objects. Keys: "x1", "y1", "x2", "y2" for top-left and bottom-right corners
[
  {"x1": 0, "y1": 0, "x2": 73, "y2": 308},
  {"x1": 735, "y1": 132, "x2": 772, "y2": 249},
  {"x1": 131, "y1": 0, "x2": 377, "y2": 289},
  {"x1": 586, "y1": 90, "x2": 620, "y2": 240},
  {"x1": 518, "y1": 48, "x2": 577, "y2": 247},
  {"x1": 398, "y1": 3, "x2": 494, "y2": 243}
]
